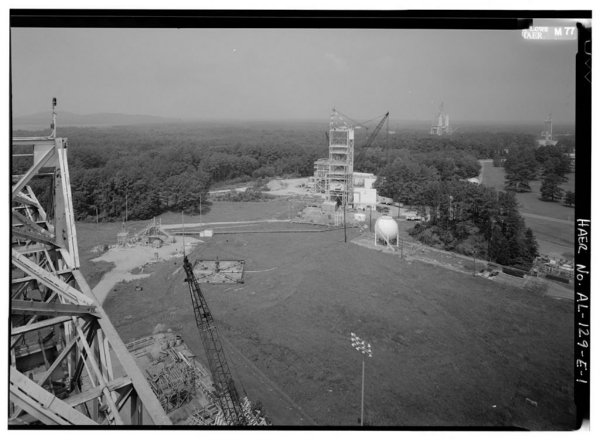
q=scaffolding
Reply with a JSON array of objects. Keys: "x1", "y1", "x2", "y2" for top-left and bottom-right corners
[
  {"x1": 146, "y1": 356, "x2": 196, "y2": 413},
  {"x1": 327, "y1": 108, "x2": 354, "y2": 206},
  {"x1": 311, "y1": 158, "x2": 329, "y2": 194}
]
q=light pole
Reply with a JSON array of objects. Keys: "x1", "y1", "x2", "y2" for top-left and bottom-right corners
[
  {"x1": 343, "y1": 201, "x2": 347, "y2": 243},
  {"x1": 350, "y1": 332, "x2": 372, "y2": 426}
]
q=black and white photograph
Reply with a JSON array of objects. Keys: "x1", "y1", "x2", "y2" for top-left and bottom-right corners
[{"x1": 8, "y1": 8, "x2": 592, "y2": 430}]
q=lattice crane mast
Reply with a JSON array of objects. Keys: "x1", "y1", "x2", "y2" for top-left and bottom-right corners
[
  {"x1": 183, "y1": 256, "x2": 245, "y2": 425},
  {"x1": 363, "y1": 111, "x2": 389, "y2": 150},
  {"x1": 355, "y1": 111, "x2": 390, "y2": 165}
]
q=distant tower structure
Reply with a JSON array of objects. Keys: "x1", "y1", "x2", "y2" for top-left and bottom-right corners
[
  {"x1": 430, "y1": 102, "x2": 452, "y2": 136},
  {"x1": 537, "y1": 114, "x2": 559, "y2": 146},
  {"x1": 327, "y1": 108, "x2": 354, "y2": 206}
]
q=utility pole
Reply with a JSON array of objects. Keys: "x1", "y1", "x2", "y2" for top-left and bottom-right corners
[
  {"x1": 369, "y1": 207, "x2": 372, "y2": 232},
  {"x1": 182, "y1": 210, "x2": 185, "y2": 257},
  {"x1": 343, "y1": 202, "x2": 347, "y2": 243},
  {"x1": 95, "y1": 206, "x2": 99, "y2": 224},
  {"x1": 125, "y1": 193, "x2": 128, "y2": 224}
]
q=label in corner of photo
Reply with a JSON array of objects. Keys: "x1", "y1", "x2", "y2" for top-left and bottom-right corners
[{"x1": 521, "y1": 26, "x2": 577, "y2": 41}]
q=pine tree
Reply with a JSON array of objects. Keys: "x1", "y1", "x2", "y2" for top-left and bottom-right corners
[
  {"x1": 540, "y1": 174, "x2": 564, "y2": 202},
  {"x1": 563, "y1": 190, "x2": 575, "y2": 207},
  {"x1": 524, "y1": 228, "x2": 539, "y2": 263}
]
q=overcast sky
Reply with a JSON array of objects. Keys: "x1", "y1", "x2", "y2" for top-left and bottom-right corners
[{"x1": 10, "y1": 27, "x2": 576, "y2": 123}]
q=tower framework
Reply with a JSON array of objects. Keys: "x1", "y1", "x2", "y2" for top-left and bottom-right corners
[
  {"x1": 537, "y1": 113, "x2": 559, "y2": 146},
  {"x1": 10, "y1": 118, "x2": 171, "y2": 425},
  {"x1": 327, "y1": 108, "x2": 354, "y2": 206},
  {"x1": 430, "y1": 102, "x2": 451, "y2": 136}
]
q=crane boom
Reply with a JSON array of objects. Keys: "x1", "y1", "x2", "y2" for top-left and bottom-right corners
[
  {"x1": 363, "y1": 111, "x2": 389, "y2": 149},
  {"x1": 183, "y1": 256, "x2": 245, "y2": 425}
]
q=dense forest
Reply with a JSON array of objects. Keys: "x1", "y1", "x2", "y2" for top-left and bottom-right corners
[
  {"x1": 13, "y1": 122, "x2": 543, "y2": 222},
  {"x1": 14, "y1": 123, "x2": 325, "y2": 221},
  {"x1": 408, "y1": 181, "x2": 538, "y2": 268}
]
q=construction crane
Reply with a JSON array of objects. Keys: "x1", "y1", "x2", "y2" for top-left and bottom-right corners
[
  {"x1": 355, "y1": 111, "x2": 390, "y2": 164},
  {"x1": 363, "y1": 111, "x2": 390, "y2": 150},
  {"x1": 183, "y1": 256, "x2": 246, "y2": 425}
]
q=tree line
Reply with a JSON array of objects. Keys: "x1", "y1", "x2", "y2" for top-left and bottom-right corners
[{"x1": 14, "y1": 123, "x2": 325, "y2": 221}]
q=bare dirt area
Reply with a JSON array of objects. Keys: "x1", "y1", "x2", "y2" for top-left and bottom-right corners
[
  {"x1": 266, "y1": 177, "x2": 314, "y2": 196},
  {"x1": 91, "y1": 236, "x2": 200, "y2": 304},
  {"x1": 99, "y1": 202, "x2": 575, "y2": 428},
  {"x1": 162, "y1": 200, "x2": 298, "y2": 224},
  {"x1": 77, "y1": 221, "x2": 150, "y2": 289}
]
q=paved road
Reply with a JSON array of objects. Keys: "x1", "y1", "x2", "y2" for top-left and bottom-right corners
[
  {"x1": 161, "y1": 219, "x2": 289, "y2": 230},
  {"x1": 520, "y1": 212, "x2": 573, "y2": 225},
  {"x1": 209, "y1": 186, "x2": 248, "y2": 195}
]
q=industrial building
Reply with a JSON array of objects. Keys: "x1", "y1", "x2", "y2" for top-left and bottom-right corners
[{"x1": 352, "y1": 172, "x2": 377, "y2": 210}]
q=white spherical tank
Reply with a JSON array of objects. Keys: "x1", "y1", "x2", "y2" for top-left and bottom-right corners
[{"x1": 375, "y1": 215, "x2": 399, "y2": 244}]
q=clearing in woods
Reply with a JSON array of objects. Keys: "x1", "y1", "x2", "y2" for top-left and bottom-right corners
[{"x1": 86, "y1": 199, "x2": 575, "y2": 428}]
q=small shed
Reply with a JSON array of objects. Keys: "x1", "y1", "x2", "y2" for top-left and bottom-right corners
[{"x1": 321, "y1": 200, "x2": 337, "y2": 214}]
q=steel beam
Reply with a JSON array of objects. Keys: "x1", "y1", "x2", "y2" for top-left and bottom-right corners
[
  {"x1": 10, "y1": 367, "x2": 98, "y2": 425},
  {"x1": 11, "y1": 300, "x2": 98, "y2": 317},
  {"x1": 11, "y1": 315, "x2": 73, "y2": 336},
  {"x1": 64, "y1": 377, "x2": 132, "y2": 407},
  {"x1": 12, "y1": 146, "x2": 55, "y2": 197},
  {"x1": 12, "y1": 249, "x2": 93, "y2": 305}
]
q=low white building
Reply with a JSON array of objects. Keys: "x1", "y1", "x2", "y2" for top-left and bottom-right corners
[{"x1": 353, "y1": 172, "x2": 377, "y2": 210}]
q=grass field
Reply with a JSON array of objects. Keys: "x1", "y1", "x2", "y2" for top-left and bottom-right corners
[
  {"x1": 480, "y1": 160, "x2": 574, "y2": 258},
  {"x1": 97, "y1": 200, "x2": 575, "y2": 429}
]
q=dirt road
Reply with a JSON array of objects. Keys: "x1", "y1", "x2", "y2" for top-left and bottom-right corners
[{"x1": 521, "y1": 212, "x2": 573, "y2": 225}]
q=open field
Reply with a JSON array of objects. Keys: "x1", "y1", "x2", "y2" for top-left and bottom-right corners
[
  {"x1": 94, "y1": 200, "x2": 575, "y2": 428},
  {"x1": 479, "y1": 160, "x2": 574, "y2": 258}
]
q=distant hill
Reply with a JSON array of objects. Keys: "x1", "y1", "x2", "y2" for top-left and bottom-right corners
[{"x1": 12, "y1": 111, "x2": 183, "y2": 129}]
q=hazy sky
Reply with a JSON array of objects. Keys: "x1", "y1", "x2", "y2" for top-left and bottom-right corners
[{"x1": 11, "y1": 27, "x2": 576, "y2": 123}]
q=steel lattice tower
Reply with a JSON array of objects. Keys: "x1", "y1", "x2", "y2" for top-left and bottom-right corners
[
  {"x1": 327, "y1": 108, "x2": 354, "y2": 206},
  {"x1": 10, "y1": 102, "x2": 171, "y2": 426}
]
